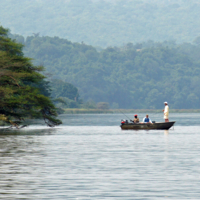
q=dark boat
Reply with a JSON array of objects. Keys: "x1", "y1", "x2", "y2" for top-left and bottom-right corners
[{"x1": 120, "y1": 121, "x2": 175, "y2": 130}]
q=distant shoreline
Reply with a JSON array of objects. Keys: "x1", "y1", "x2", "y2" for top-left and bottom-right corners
[{"x1": 63, "y1": 109, "x2": 200, "y2": 114}]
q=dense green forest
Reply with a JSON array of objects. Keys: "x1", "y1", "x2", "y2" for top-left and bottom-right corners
[
  {"x1": 1, "y1": 0, "x2": 200, "y2": 47},
  {"x1": 9, "y1": 33, "x2": 200, "y2": 109}
]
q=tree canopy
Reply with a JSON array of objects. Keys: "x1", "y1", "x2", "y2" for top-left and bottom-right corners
[
  {"x1": 0, "y1": 26, "x2": 62, "y2": 127},
  {"x1": 14, "y1": 34, "x2": 200, "y2": 109},
  {"x1": 50, "y1": 79, "x2": 82, "y2": 109}
]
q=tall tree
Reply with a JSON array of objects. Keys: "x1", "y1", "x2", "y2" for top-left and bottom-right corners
[{"x1": 0, "y1": 26, "x2": 62, "y2": 127}]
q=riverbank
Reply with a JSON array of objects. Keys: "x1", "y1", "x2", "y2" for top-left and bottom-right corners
[{"x1": 63, "y1": 108, "x2": 200, "y2": 114}]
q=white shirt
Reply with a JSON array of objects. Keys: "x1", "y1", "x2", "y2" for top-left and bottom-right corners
[{"x1": 164, "y1": 105, "x2": 169, "y2": 119}]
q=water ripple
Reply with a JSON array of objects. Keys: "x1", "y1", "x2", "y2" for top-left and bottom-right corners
[{"x1": 0, "y1": 113, "x2": 200, "y2": 199}]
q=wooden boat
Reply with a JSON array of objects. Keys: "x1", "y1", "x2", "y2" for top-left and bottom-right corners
[{"x1": 120, "y1": 121, "x2": 175, "y2": 130}]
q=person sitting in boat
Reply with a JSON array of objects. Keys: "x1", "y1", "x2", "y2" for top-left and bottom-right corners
[
  {"x1": 142, "y1": 114, "x2": 152, "y2": 123},
  {"x1": 133, "y1": 114, "x2": 139, "y2": 123}
]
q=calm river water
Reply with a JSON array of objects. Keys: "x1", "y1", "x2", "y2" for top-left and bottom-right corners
[{"x1": 0, "y1": 113, "x2": 200, "y2": 199}]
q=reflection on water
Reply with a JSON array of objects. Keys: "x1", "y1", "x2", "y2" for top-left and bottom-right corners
[
  {"x1": 0, "y1": 126, "x2": 57, "y2": 135},
  {"x1": 0, "y1": 113, "x2": 200, "y2": 199},
  {"x1": 164, "y1": 130, "x2": 169, "y2": 135}
]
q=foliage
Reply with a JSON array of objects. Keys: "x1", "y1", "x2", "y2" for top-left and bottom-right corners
[
  {"x1": 0, "y1": 26, "x2": 62, "y2": 127},
  {"x1": 97, "y1": 102, "x2": 110, "y2": 110},
  {"x1": 82, "y1": 100, "x2": 97, "y2": 109},
  {"x1": 50, "y1": 79, "x2": 79, "y2": 100},
  {"x1": 10, "y1": 33, "x2": 200, "y2": 109},
  {"x1": 2, "y1": 0, "x2": 200, "y2": 47},
  {"x1": 50, "y1": 79, "x2": 82, "y2": 108}
]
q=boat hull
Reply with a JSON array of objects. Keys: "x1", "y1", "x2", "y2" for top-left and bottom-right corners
[{"x1": 121, "y1": 121, "x2": 175, "y2": 130}]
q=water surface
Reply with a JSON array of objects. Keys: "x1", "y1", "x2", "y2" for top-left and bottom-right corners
[{"x1": 0, "y1": 113, "x2": 200, "y2": 199}]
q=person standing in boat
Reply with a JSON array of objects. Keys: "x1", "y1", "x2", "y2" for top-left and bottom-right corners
[
  {"x1": 163, "y1": 102, "x2": 169, "y2": 122},
  {"x1": 133, "y1": 114, "x2": 139, "y2": 123},
  {"x1": 142, "y1": 114, "x2": 152, "y2": 123}
]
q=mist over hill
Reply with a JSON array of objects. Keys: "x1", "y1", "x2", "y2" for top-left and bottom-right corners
[
  {"x1": 1, "y1": 0, "x2": 200, "y2": 47},
  {"x1": 3, "y1": 0, "x2": 200, "y2": 109},
  {"x1": 9, "y1": 33, "x2": 200, "y2": 109}
]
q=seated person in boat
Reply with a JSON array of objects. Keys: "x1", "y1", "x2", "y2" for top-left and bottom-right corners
[
  {"x1": 133, "y1": 114, "x2": 139, "y2": 123},
  {"x1": 142, "y1": 114, "x2": 152, "y2": 123}
]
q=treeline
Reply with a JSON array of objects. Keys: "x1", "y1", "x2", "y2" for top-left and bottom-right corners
[
  {"x1": 1, "y1": 0, "x2": 200, "y2": 46},
  {"x1": 9, "y1": 33, "x2": 200, "y2": 109}
]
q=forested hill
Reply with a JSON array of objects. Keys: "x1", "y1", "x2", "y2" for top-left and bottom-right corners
[
  {"x1": 12, "y1": 34, "x2": 200, "y2": 109},
  {"x1": 1, "y1": 0, "x2": 200, "y2": 47}
]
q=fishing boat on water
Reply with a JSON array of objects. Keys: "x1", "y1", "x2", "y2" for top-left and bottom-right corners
[{"x1": 120, "y1": 120, "x2": 175, "y2": 130}]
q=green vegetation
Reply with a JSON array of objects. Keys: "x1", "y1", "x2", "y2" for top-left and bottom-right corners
[
  {"x1": 1, "y1": 0, "x2": 200, "y2": 47},
  {"x1": 63, "y1": 109, "x2": 200, "y2": 114},
  {"x1": 12, "y1": 34, "x2": 200, "y2": 109},
  {"x1": 2, "y1": 1, "x2": 200, "y2": 115},
  {"x1": 50, "y1": 79, "x2": 82, "y2": 109},
  {"x1": 63, "y1": 108, "x2": 113, "y2": 114},
  {"x1": 0, "y1": 26, "x2": 62, "y2": 127}
]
